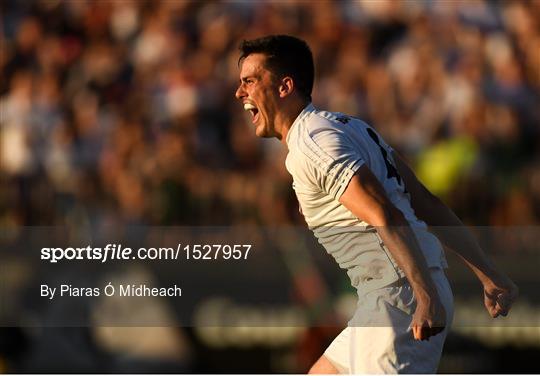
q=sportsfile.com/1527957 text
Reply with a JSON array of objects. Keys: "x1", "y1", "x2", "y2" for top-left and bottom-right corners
[{"x1": 40, "y1": 244, "x2": 252, "y2": 263}]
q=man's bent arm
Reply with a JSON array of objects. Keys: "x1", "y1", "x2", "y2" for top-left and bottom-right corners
[
  {"x1": 339, "y1": 165, "x2": 446, "y2": 341},
  {"x1": 394, "y1": 153, "x2": 518, "y2": 317}
]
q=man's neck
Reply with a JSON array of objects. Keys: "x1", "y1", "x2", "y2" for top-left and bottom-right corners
[{"x1": 277, "y1": 100, "x2": 310, "y2": 146}]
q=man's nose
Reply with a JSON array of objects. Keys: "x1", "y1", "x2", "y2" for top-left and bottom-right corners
[{"x1": 235, "y1": 85, "x2": 246, "y2": 100}]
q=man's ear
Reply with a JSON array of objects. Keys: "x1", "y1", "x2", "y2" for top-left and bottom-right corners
[{"x1": 279, "y1": 77, "x2": 294, "y2": 98}]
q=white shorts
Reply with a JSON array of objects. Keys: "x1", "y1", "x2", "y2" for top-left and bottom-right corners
[{"x1": 324, "y1": 268, "x2": 454, "y2": 374}]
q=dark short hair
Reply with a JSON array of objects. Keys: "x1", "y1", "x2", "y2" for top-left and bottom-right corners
[{"x1": 239, "y1": 35, "x2": 314, "y2": 102}]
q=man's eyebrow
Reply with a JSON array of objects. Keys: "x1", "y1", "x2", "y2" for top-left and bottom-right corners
[{"x1": 240, "y1": 75, "x2": 256, "y2": 83}]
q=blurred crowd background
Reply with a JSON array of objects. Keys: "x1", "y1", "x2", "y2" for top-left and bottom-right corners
[
  {"x1": 2, "y1": 0, "x2": 539, "y2": 229},
  {"x1": 1, "y1": 0, "x2": 539, "y2": 373}
]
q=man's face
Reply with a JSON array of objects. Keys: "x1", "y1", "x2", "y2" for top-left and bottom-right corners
[{"x1": 235, "y1": 53, "x2": 281, "y2": 138}]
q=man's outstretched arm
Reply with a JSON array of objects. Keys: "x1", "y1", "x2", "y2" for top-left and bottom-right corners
[
  {"x1": 394, "y1": 153, "x2": 518, "y2": 318},
  {"x1": 338, "y1": 165, "x2": 446, "y2": 341}
]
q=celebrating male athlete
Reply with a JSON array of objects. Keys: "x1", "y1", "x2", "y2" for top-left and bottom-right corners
[{"x1": 235, "y1": 35, "x2": 518, "y2": 374}]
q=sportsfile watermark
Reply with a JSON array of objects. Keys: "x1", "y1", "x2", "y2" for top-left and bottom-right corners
[
  {"x1": 40, "y1": 243, "x2": 253, "y2": 263},
  {"x1": 0, "y1": 226, "x2": 538, "y2": 327}
]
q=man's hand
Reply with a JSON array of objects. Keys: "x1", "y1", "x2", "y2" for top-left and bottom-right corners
[
  {"x1": 483, "y1": 274, "x2": 518, "y2": 318},
  {"x1": 411, "y1": 294, "x2": 447, "y2": 341}
]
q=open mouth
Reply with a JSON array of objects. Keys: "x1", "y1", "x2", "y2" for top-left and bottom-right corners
[{"x1": 243, "y1": 103, "x2": 259, "y2": 123}]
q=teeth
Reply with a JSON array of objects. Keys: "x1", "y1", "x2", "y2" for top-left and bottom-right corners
[{"x1": 244, "y1": 103, "x2": 257, "y2": 111}]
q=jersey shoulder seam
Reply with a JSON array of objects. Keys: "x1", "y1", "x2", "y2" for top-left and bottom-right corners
[{"x1": 294, "y1": 112, "x2": 347, "y2": 173}]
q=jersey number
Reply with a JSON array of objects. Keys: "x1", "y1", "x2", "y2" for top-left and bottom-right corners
[{"x1": 366, "y1": 128, "x2": 406, "y2": 192}]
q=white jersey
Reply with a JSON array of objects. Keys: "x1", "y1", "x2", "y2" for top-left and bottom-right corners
[{"x1": 285, "y1": 104, "x2": 447, "y2": 293}]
